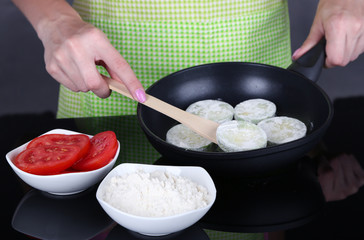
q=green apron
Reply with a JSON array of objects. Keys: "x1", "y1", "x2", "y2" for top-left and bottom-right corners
[
  {"x1": 57, "y1": 0, "x2": 291, "y2": 118},
  {"x1": 61, "y1": 1, "x2": 291, "y2": 239}
]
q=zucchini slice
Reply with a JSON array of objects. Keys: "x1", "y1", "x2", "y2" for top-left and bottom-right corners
[
  {"x1": 234, "y1": 99, "x2": 276, "y2": 124},
  {"x1": 257, "y1": 116, "x2": 307, "y2": 144},
  {"x1": 216, "y1": 120, "x2": 267, "y2": 152},
  {"x1": 186, "y1": 99, "x2": 234, "y2": 124}
]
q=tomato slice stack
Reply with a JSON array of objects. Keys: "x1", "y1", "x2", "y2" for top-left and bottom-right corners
[{"x1": 13, "y1": 131, "x2": 118, "y2": 175}]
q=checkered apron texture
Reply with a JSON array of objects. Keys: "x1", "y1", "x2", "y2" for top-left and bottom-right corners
[
  {"x1": 59, "y1": 1, "x2": 291, "y2": 239},
  {"x1": 57, "y1": 0, "x2": 291, "y2": 118}
]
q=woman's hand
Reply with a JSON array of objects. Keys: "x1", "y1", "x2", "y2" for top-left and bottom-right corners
[
  {"x1": 318, "y1": 154, "x2": 364, "y2": 201},
  {"x1": 12, "y1": 0, "x2": 145, "y2": 101},
  {"x1": 292, "y1": 0, "x2": 364, "y2": 68},
  {"x1": 40, "y1": 16, "x2": 146, "y2": 100}
]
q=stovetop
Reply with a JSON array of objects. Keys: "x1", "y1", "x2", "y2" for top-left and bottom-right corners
[{"x1": 156, "y1": 156, "x2": 325, "y2": 233}]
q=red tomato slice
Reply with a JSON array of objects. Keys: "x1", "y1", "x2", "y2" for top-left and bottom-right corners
[
  {"x1": 72, "y1": 131, "x2": 118, "y2": 171},
  {"x1": 13, "y1": 145, "x2": 82, "y2": 175},
  {"x1": 27, "y1": 134, "x2": 91, "y2": 159}
]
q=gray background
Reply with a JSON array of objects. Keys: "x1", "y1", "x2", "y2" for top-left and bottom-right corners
[{"x1": 1, "y1": 0, "x2": 363, "y2": 117}]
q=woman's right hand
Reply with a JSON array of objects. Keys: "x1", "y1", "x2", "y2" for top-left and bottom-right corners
[
  {"x1": 40, "y1": 15, "x2": 146, "y2": 101},
  {"x1": 12, "y1": 0, "x2": 146, "y2": 102}
]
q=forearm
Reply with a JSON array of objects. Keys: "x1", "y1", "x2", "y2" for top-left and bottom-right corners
[
  {"x1": 12, "y1": 0, "x2": 146, "y2": 100},
  {"x1": 11, "y1": 0, "x2": 82, "y2": 40}
]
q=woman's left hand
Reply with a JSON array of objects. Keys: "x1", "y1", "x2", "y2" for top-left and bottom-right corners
[{"x1": 292, "y1": 0, "x2": 364, "y2": 68}]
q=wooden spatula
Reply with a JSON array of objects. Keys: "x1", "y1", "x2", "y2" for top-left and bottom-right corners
[{"x1": 106, "y1": 77, "x2": 219, "y2": 144}]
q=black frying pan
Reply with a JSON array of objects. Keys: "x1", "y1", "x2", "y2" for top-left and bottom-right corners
[{"x1": 137, "y1": 39, "x2": 333, "y2": 176}]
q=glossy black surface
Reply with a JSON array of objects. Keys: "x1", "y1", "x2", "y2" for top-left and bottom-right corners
[
  {"x1": 3, "y1": 98, "x2": 364, "y2": 239},
  {"x1": 107, "y1": 225, "x2": 209, "y2": 240},
  {"x1": 12, "y1": 188, "x2": 114, "y2": 240},
  {"x1": 157, "y1": 157, "x2": 325, "y2": 233}
]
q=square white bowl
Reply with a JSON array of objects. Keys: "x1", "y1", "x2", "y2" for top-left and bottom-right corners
[
  {"x1": 96, "y1": 163, "x2": 216, "y2": 236},
  {"x1": 6, "y1": 129, "x2": 119, "y2": 195}
]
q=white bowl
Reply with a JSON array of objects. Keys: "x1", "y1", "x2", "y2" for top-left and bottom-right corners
[
  {"x1": 6, "y1": 129, "x2": 119, "y2": 195},
  {"x1": 96, "y1": 163, "x2": 216, "y2": 236}
]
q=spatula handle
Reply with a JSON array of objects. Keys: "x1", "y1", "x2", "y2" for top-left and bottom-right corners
[{"x1": 105, "y1": 77, "x2": 219, "y2": 144}]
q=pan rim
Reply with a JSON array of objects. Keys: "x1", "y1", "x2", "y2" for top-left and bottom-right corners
[{"x1": 137, "y1": 61, "x2": 333, "y2": 158}]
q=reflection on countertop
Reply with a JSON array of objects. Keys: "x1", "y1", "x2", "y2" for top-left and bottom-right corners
[{"x1": 3, "y1": 97, "x2": 364, "y2": 239}]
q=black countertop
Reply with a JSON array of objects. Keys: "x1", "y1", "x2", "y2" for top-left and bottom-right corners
[{"x1": 2, "y1": 97, "x2": 364, "y2": 240}]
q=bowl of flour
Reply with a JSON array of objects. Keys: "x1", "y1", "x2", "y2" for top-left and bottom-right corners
[{"x1": 96, "y1": 163, "x2": 216, "y2": 236}]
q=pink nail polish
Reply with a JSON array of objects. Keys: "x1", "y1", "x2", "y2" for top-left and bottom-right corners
[
  {"x1": 135, "y1": 88, "x2": 146, "y2": 103},
  {"x1": 292, "y1": 48, "x2": 301, "y2": 60}
]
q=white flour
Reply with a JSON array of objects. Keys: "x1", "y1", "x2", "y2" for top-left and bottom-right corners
[{"x1": 101, "y1": 170, "x2": 210, "y2": 217}]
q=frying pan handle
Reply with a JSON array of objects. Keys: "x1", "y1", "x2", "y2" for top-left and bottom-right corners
[{"x1": 287, "y1": 38, "x2": 326, "y2": 82}]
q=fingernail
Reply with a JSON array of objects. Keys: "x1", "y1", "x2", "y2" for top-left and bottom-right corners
[
  {"x1": 135, "y1": 88, "x2": 146, "y2": 103},
  {"x1": 292, "y1": 48, "x2": 301, "y2": 60}
]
